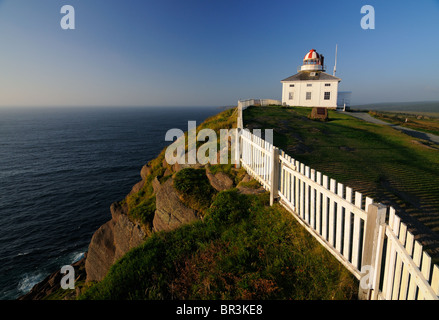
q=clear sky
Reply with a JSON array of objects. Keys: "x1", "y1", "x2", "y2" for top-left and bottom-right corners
[{"x1": 0, "y1": 0, "x2": 438, "y2": 107}]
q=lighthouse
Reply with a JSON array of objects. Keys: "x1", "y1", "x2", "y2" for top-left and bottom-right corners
[
  {"x1": 301, "y1": 49, "x2": 325, "y2": 72},
  {"x1": 281, "y1": 48, "x2": 350, "y2": 109}
]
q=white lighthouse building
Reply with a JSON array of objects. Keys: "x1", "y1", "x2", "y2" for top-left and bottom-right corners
[{"x1": 281, "y1": 49, "x2": 350, "y2": 109}]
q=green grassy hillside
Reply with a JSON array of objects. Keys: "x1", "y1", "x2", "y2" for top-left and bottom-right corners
[
  {"x1": 244, "y1": 106, "x2": 439, "y2": 260},
  {"x1": 80, "y1": 190, "x2": 357, "y2": 300},
  {"x1": 77, "y1": 107, "x2": 358, "y2": 300}
]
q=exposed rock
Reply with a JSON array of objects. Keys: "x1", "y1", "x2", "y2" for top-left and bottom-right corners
[
  {"x1": 152, "y1": 176, "x2": 161, "y2": 194},
  {"x1": 85, "y1": 201, "x2": 146, "y2": 282},
  {"x1": 153, "y1": 178, "x2": 199, "y2": 232},
  {"x1": 128, "y1": 180, "x2": 145, "y2": 196},
  {"x1": 206, "y1": 171, "x2": 234, "y2": 191},
  {"x1": 240, "y1": 173, "x2": 252, "y2": 183},
  {"x1": 140, "y1": 164, "x2": 151, "y2": 180},
  {"x1": 309, "y1": 107, "x2": 329, "y2": 121},
  {"x1": 236, "y1": 174, "x2": 266, "y2": 195},
  {"x1": 164, "y1": 167, "x2": 173, "y2": 177},
  {"x1": 172, "y1": 161, "x2": 205, "y2": 172},
  {"x1": 172, "y1": 162, "x2": 183, "y2": 172},
  {"x1": 18, "y1": 255, "x2": 87, "y2": 300},
  {"x1": 237, "y1": 185, "x2": 266, "y2": 195}
]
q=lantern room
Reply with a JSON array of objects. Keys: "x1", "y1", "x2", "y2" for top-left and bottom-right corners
[{"x1": 300, "y1": 49, "x2": 325, "y2": 72}]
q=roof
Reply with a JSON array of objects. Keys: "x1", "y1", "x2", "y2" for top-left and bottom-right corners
[
  {"x1": 281, "y1": 71, "x2": 341, "y2": 82},
  {"x1": 304, "y1": 49, "x2": 320, "y2": 60}
]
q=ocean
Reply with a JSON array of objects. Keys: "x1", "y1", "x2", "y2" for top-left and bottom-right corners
[{"x1": 0, "y1": 106, "x2": 220, "y2": 300}]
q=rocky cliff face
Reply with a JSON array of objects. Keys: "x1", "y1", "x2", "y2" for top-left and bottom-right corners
[
  {"x1": 152, "y1": 178, "x2": 199, "y2": 232},
  {"x1": 85, "y1": 201, "x2": 147, "y2": 282},
  {"x1": 21, "y1": 149, "x2": 265, "y2": 299},
  {"x1": 18, "y1": 109, "x2": 248, "y2": 299}
]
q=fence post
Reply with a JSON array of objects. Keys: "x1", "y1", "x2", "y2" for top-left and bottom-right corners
[
  {"x1": 237, "y1": 103, "x2": 244, "y2": 129},
  {"x1": 358, "y1": 202, "x2": 387, "y2": 300},
  {"x1": 270, "y1": 146, "x2": 279, "y2": 206},
  {"x1": 234, "y1": 128, "x2": 241, "y2": 169}
]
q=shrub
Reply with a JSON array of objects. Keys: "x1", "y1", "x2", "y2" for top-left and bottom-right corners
[
  {"x1": 173, "y1": 168, "x2": 216, "y2": 214},
  {"x1": 128, "y1": 196, "x2": 156, "y2": 228},
  {"x1": 205, "y1": 189, "x2": 250, "y2": 227}
]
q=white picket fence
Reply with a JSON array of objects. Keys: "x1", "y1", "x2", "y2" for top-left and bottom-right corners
[
  {"x1": 240, "y1": 129, "x2": 273, "y2": 192},
  {"x1": 235, "y1": 103, "x2": 439, "y2": 300},
  {"x1": 238, "y1": 99, "x2": 282, "y2": 109},
  {"x1": 237, "y1": 99, "x2": 282, "y2": 130}
]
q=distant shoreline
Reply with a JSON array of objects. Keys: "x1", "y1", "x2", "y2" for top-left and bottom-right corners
[{"x1": 352, "y1": 100, "x2": 439, "y2": 113}]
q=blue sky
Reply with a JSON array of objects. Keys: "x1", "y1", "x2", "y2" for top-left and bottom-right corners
[{"x1": 0, "y1": 0, "x2": 438, "y2": 107}]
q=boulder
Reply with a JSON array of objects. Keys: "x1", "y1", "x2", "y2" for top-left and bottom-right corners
[
  {"x1": 237, "y1": 185, "x2": 266, "y2": 195},
  {"x1": 128, "y1": 180, "x2": 145, "y2": 196},
  {"x1": 309, "y1": 107, "x2": 329, "y2": 121},
  {"x1": 152, "y1": 176, "x2": 161, "y2": 194},
  {"x1": 153, "y1": 178, "x2": 199, "y2": 232},
  {"x1": 206, "y1": 171, "x2": 234, "y2": 191},
  {"x1": 240, "y1": 173, "x2": 252, "y2": 183},
  {"x1": 140, "y1": 164, "x2": 151, "y2": 180},
  {"x1": 172, "y1": 161, "x2": 205, "y2": 173},
  {"x1": 236, "y1": 174, "x2": 266, "y2": 195}
]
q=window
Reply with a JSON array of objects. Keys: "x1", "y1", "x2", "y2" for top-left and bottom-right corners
[
  {"x1": 307, "y1": 83, "x2": 312, "y2": 87},
  {"x1": 289, "y1": 84, "x2": 295, "y2": 87},
  {"x1": 324, "y1": 92, "x2": 331, "y2": 100},
  {"x1": 306, "y1": 92, "x2": 312, "y2": 100},
  {"x1": 325, "y1": 83, "x2": 331, "y2": 87},
  {"x1": 289, "y1": 92, "x2": 294, "y2": 100}
]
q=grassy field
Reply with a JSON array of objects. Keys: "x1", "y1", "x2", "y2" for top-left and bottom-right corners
[
  {"x1": 244, "y1": 106, "x2": 439, "y2": 260},
  {"x1": 368, "y1": 110, "x2": 439, "y2": 136}
]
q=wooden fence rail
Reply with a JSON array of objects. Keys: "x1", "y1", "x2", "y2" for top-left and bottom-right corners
[{"x1": 236, "y1": 101, "x2": 439, "y2": 300}]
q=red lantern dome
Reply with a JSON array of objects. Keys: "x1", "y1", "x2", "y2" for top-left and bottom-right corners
[
  {"x1": 304, "y1": 49, "x2": 320, "y2": 61},
  {"x1": 301, "y1": 49, "x2": 324, "y2": 71}
]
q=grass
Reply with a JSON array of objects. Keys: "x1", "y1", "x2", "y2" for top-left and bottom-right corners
[
  {"x1": 243, "y1": 106, "x2": 439, "y2": 243},
  {"x1": 77, "y1": 106, "x2": 360, "y2": 300},
  {"x1": 174, "y1": 168, "x2": 216, "y2": 215},
  {"x1": 79, "y1": 190, "x2": 358, "y2": 300},
  {"x1": 369, "y1": 110, "x2": 439, "y2": 136},
  {"x1": 122, "y1": 150, "x2": 166, "y2": 232},
  {"x1": 128, "y1": 196, "x2": 156, "y2": 227},
  {"x1": 121, "y1": 107, "x2": 238, "y2": 230},
  {"x1": 237, "y1": 179, "x2": 261, "y2": 189}
]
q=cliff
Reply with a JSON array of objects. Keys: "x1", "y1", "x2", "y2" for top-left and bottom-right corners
[
  {"x1": 18, "y1": 255, "x2": 87, "y2": 300},
  {"x1": 20, "y1": 107, "x2": 359, "y2": 300},
  {"x1": 84, "y1": 200, "x2": 147, "y2": 282},
  {"x1": 19, "y1": 108, "x2": 243, "y2": 299}
]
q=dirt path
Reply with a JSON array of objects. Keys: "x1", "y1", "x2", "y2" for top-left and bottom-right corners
[{"x1": 342, "y1": 112, "x2": 439, "y2": 145}]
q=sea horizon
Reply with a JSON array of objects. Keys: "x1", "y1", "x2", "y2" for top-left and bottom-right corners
[{"x1": 0, "y1": 105, "x2": 220, "y2": 300}]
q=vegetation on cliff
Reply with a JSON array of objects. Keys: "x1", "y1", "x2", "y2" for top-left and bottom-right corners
[
  {"x1": 173, "y1": 168, "x2": 216, "y2": 215},
  {"x1": 80, "y1": 188, "x2": 357, "y2": 299},
  {"x1": 77, "y1": 107, "x2": 358, "y2": 300}
]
